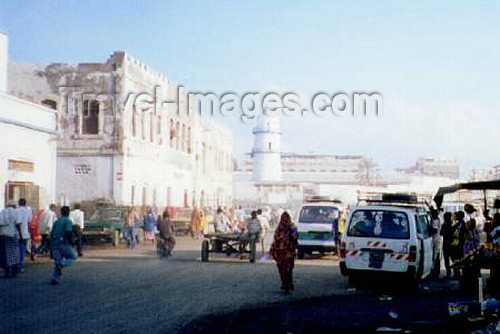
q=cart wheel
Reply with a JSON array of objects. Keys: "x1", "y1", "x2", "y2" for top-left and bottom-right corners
[
  {"x1": 249, "y1": 240, "x2": 257, "y2": 263},
  {"x1": 297, "y1": 248, "x2": 305, "y2": 259},
  {"x1": 201, "y1": 240, "x2": 209, "y2": 262}
]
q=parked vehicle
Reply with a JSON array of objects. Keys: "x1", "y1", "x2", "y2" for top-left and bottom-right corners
[
  {"x1": 84, "y1": 207, "x2": 125, "y2": 246},
  {"x1": 171, "y1": 208, "x2": 193, "y2": 235},
  {"x1": 296, "y1": 196, "x2": 341, "y2": 259},
  {"x1": 339, "y1": 193, "x2": 433, "y2": 286}
]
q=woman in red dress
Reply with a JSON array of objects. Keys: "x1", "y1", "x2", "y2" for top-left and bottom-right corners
[{"x1": 270, "y1": 212, "x2": 298, "y2": 294}]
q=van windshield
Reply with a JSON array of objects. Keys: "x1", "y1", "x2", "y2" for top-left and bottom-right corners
[
  {"x1": 299, "y1": 206, "x2": 338, "y2": 224},
  {"x1": 347, "y1": 209, "x2": 410, "y2": 239}
]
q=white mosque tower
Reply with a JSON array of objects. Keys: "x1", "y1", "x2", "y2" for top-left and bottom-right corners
[{"x1": 252, "y1": 109, "x2": 282, "y2": 182}]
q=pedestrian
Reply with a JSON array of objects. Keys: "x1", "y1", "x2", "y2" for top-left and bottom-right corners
[
  {"x1": 50, "y1": 206, "x2": 77, "y2": 285},
  {"x1": 29, "y1": 207, "x2": 43, "y2": 261},
  {"x1": 0, "y1": 201, "x2": 20, "y2": 278},
  {"x1": 190, "y1": 206, "x2": 202, "y2": 240},
  {"x1": 450, "y1": 211, "x2": 467, "y2": 279},
  {"x1": 16, "y1": 198, "x2": 32, "y2": 271},
  {"x1": 143, "y1": 207, "x2": 156, "y2": 244},
  {"x1": 440, "y1": 212, "x2": 455, "y2": 278},
  {"x1": 124, "y1": 207, "x2": 138, "y2": 249},
  {"x1": 429, "y1": 209, "x2": 442, "y2": 278},
  {"x1": 257, "y1": 209, "x2": 270, "y2": 252},
  {"x1": 69, "y1": 203, "x2": 84, "y2": 257},
  {"x1": 157, "y1": 211, "x2": 176, "y2": 257},
  {"x1": 269, "y1": 212, "x2": 298, "y2": 294},
  {"x1": 36, "y1": 204, "x2": 57, "y2": 256},
  {"x1": 214, "y1": 208, "x2": 231, "y2": 233}
]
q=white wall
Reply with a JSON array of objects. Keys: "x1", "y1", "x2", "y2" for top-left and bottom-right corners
[{"x1": 0, "y1": 93, "x2": 57, "y2": 209}]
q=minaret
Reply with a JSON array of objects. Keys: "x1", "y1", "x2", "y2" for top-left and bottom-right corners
[{"x1": 252, "y1": 110, "x2": 282, "y2": 182}]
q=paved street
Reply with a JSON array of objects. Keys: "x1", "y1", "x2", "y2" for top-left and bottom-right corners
[
  {"x1": 1, "y1": 235, "x2": 477, "y2": 334},
  {"x1": 1, "y1": 235, "x2": 351, "y2": 333}
]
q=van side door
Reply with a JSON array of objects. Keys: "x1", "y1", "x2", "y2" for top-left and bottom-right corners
[{"x1": 416, "y1": 214, "x2": 433, "y2": 277}]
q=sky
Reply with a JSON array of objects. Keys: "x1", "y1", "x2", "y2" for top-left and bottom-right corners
[{"x1": 1, "y1": 0, "x2": 500, "y2": 176}]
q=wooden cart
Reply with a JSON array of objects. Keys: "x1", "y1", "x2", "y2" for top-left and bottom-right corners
[{"x1": 201, "y1": 233, "x2": 258, "y2": 263}]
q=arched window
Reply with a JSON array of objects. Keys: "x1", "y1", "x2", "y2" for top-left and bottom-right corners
[
  {"x1": 41, "y1": 99, "x2": 57, "y2": 110},
  {"x1": 82, "y1": 100, "x2": 99, "y2": 135}
]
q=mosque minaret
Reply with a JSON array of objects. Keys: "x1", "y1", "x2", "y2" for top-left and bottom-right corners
[{"x1": 251, "y1": 110, "x2": 282, "y2": 182}]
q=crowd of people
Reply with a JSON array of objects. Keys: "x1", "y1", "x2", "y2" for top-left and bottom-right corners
[
  {"x1": 431, "y1": 203, "x2": 500, "y2": 284},
  {"x1": 0, "y1": 199, "x2": 84, "y2": 284}
]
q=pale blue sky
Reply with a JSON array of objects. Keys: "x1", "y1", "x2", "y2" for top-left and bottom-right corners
[{"x1": 2, "y1": 1, "x2": 500, "y2": 175}]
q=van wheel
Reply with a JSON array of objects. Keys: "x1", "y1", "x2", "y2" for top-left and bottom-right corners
[
  {"x1": 297, "y1": 248, "x2": 305, "y2": 259},
  {"x1": 348, "y1": 274, "x2": 360, "y2": 288}
]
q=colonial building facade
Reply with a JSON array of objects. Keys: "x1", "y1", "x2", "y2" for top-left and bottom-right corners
[{"x1": 9, "y1": 51, "x2": 233, "y2": 209}]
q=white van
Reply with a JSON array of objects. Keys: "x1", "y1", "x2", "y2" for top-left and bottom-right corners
[
  {"x1": 296, "y1": 197, "x2": 341, "y2": 259},
  {"x1": 339, "y1": 201, "x2": 433, "y2": 285}
]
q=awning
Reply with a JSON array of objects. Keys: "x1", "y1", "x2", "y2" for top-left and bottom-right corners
[{"x1": 434, "y1": 180, "x2": 500, "y2": 208}]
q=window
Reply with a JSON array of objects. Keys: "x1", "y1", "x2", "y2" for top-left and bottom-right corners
[
  {"x1": 269, "y1": 142, "x2": 272, "y2": 151},
  {"x1": 131, "y1": 186, "x2": 135, "y2": 205},
  {"x1": 82, "y1": 100, "x2": 99, "y2": 135},
  {"x1": 175, "y1": 122, "x2": 180, "y2": 150},
  {"x1": 169, "y1": 119, "x2": 175, "y2": 147},
  {"x1": 183, "y1": 189, "x2": 188, "y2": 208},
  {"x1": 299, "y1": 206, "x2": 338, "y2": 224},
  {"x1": 187, "y1": 127, "x2": 192, "y2": 153},
  {"x1": 8, "y1": 160, "x2": 34, "y2": 172},
  {"x1": 41, "y1": 99, "x2": 57, "y2": 110},
  {"x1": 150, "y1": 113, "x2": 154, "y2": 143},
  {"x1": 167, "y1": 187, "x2": 172, "y2": 206},
  {"x1": 141, "y1": 112, "x2": 145, "y2": 140},
  {"x1": 347, "y1": 210, "x2": 410, "y2": 239},
  {"x1": 131, "y1": 105, "x2": 137, "y2": 137},
  {"x1": 142, "y1": 187, "x2": 147, "y2": 206},
  {"x1": 181, "y1": 124, "x2": 186, "y2": 151},
  {"x1": 157, "y1": 115, "x2": 162, "y2": 143},
  {"x1": 416, "y1": 215, "x2": 430, "y2": 238}
]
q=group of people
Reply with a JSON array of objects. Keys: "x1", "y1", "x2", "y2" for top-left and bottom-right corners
[
  {"x1": 0, "y1": 199, "x2": 84, "y2": 284},
  {"x1": 432, "y1": 203, "x2": 500, "y2": 282},
  {"x1": 123, "y1": 206, "x2": 176, "y2": 257}
]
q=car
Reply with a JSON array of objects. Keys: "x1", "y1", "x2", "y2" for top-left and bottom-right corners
[
  {"x1": 295, "y1": 196, "x2": 341, "y2": 259},
  {"x1": 84, "y1": 206, "x2": 125, "y2": 246},
  {"x1": 171, "y1": 208, "x2": 193, "y2": 235},
  {"x1": 339, "y1": 194, "x2": 433, "y2": 287}
]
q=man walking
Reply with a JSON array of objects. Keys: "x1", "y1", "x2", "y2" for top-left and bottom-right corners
[
  {"x1": 257, "y1": 209, "x2": 270, "y2": 253},
  {"x1": 16, "y1": 198, "x2": 32, "y2": 271},
  {"x1": 0, "y1": 201, "x2": 20, "y2": 278},
  {"x1": 36, "y1": 204, "x2": 57, "y2": 256},
  {"x1": 51, "y1": 206, "x2": 77, "y2": 285},
  {"x1": 69, "y1": 203, "x2": 84, "y2": 257}
]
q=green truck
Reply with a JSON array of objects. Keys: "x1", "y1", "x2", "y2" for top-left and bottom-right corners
[{"x1": 84, "y1": 207, "x2": 126, "y2": 246}]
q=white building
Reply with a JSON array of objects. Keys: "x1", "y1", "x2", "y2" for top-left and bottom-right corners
[
  {"x1": 9, "y1": 51, "x2": 233, "y2": 210},
  {"x1": 0, "y1": 32, "x2": 57, "y2": 209}
]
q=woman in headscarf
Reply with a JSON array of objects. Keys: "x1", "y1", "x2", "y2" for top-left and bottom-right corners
[
  {"x1": 269, "y1": 211, "x2": 298, "y2": 294},
  {"x1": 190, "y1": 207, "x2": 202, "y2": 240}
]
